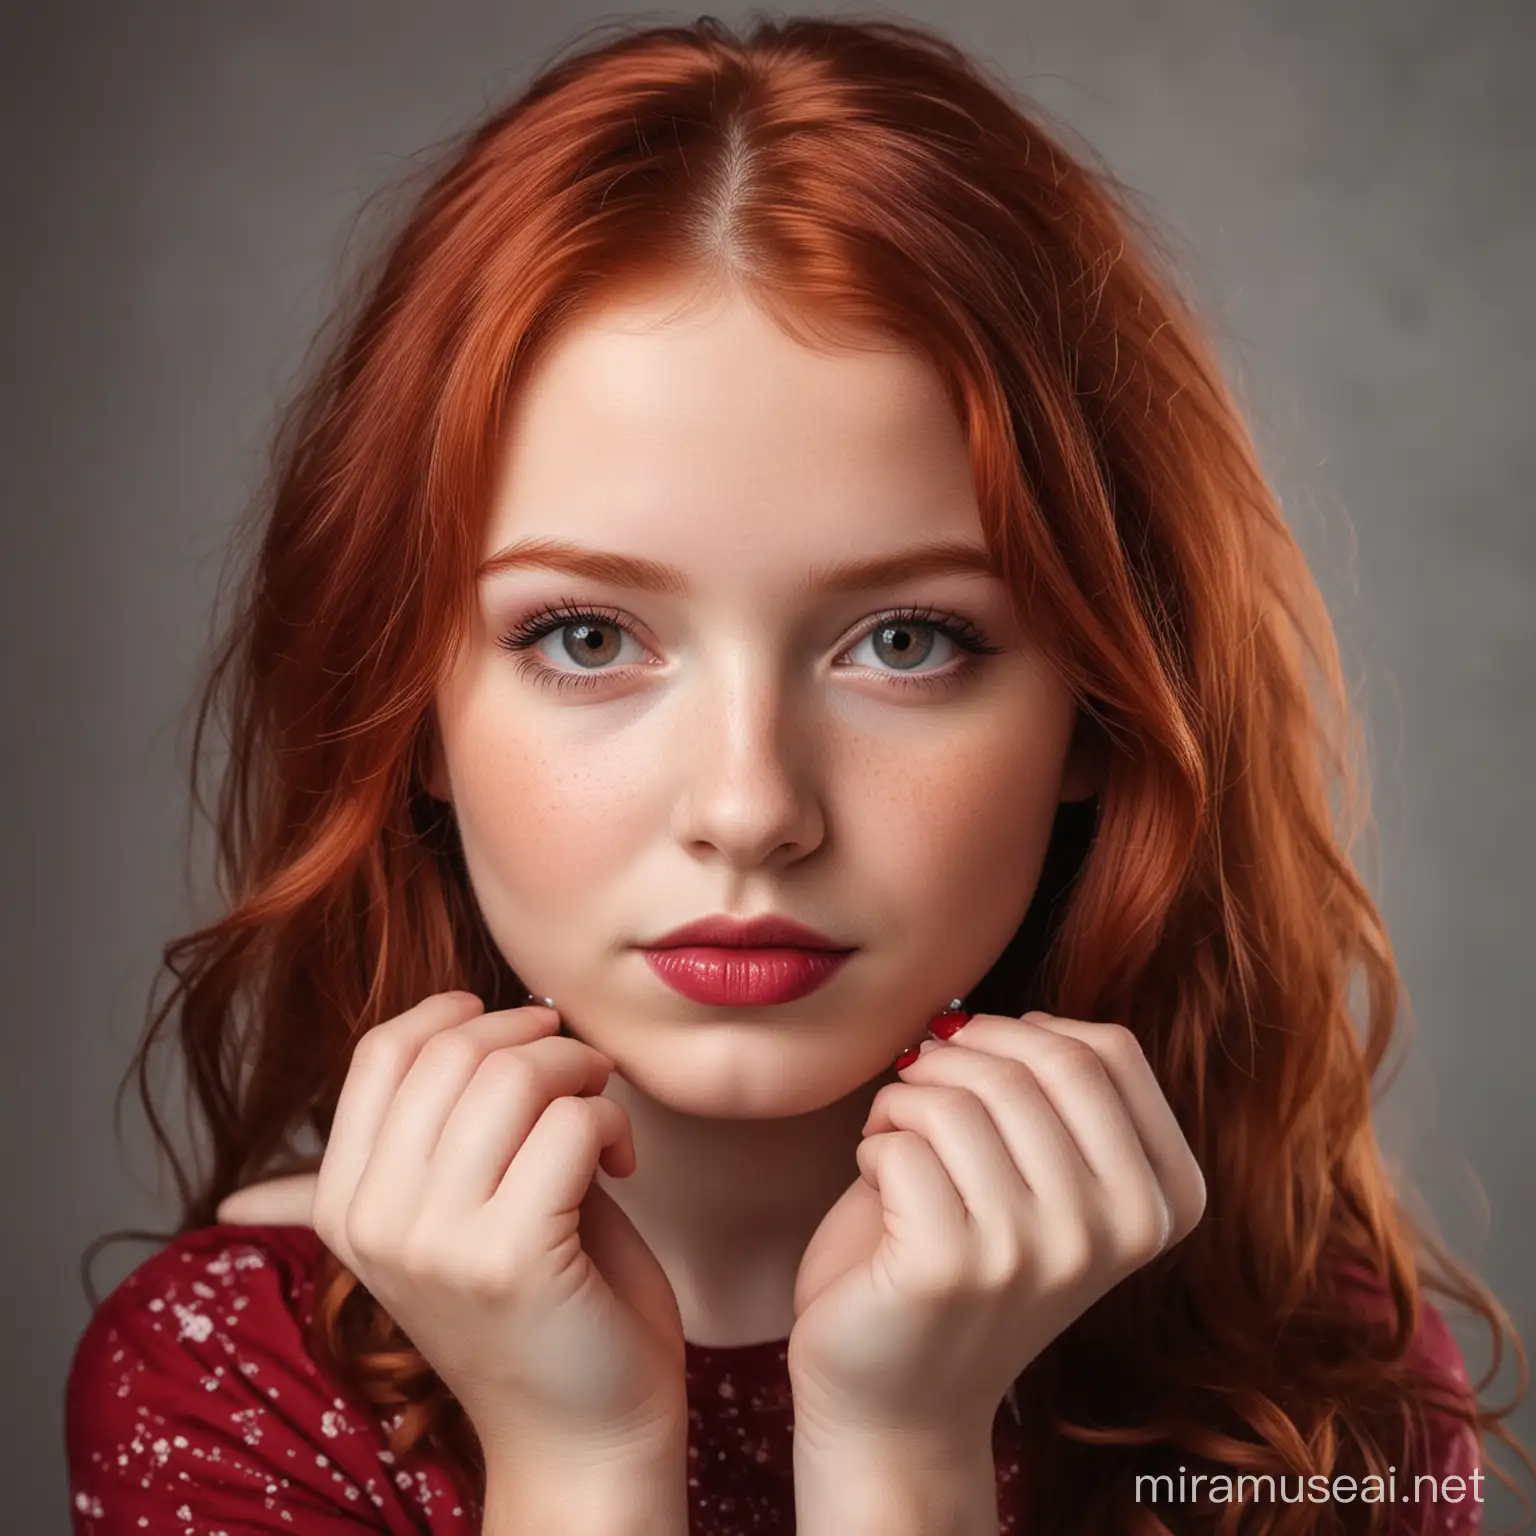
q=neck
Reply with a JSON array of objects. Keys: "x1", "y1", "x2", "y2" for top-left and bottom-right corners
[{"x1": 592, "y1": 1067, "x2": 886, "y2": 1346}]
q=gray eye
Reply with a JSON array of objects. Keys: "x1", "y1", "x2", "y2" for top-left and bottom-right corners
[{"x1": 849, "y1": 621, "x2": 953, "y2": 672}]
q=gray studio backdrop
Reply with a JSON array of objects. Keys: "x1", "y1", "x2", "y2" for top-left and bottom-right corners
[{"x1": 4, "y1": 0, "x2": 1531, "y2": 1527}]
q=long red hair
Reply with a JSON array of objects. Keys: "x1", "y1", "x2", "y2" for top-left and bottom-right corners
[{"x1": 88, "y1": 16, "x2": 1531, "y2": 1532}]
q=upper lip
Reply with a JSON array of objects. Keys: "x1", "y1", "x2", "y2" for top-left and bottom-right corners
[{"x1": 642, "y1": 914, "x2": 854, "y2": 951}]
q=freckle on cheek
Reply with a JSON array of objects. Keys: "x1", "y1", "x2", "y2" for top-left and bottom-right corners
[
  {"x1": 462, "y1": 752, "x2": 640, "y2": 893},
  {"x1": 942, "y1": 765, "x2": 1055, "y2": 891}
]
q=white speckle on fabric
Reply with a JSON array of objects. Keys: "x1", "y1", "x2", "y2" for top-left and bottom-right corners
[{"x1": 66, "y1": 1226, "x2": 1482, "y2": 1534}]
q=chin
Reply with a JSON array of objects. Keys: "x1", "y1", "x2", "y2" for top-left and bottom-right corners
[{"x1": 613, "y1": 1031, "x2": 875, "y2": 1118}]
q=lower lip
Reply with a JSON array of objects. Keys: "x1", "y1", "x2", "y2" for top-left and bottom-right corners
[{"x1": 641, "y1": 946, "x2": 853, "y2": 1005}]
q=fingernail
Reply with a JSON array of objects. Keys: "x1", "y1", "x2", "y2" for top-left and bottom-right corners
[
  {"x1": 892, "y1": 1043, "x2": 923, "y2": 1071},
  {"x1": 927, "y1": 1007, "x2": 973, "y2": 1041}
]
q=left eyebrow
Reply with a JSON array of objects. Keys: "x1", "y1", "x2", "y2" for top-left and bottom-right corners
[{"x1": 476, "y1": 536, "x2": 1002, "y2": 595}]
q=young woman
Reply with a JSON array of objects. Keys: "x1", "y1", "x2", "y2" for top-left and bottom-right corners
[{"x1": 65, "y1": 15, "x2": 1529, "y2": 1535}]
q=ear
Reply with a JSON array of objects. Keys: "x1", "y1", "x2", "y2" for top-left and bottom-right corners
[{"x1": 1059, "y1": 709, "x2": 1108, "y2": 805}]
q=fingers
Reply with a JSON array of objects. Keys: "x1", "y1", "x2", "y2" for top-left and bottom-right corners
[
  {"x1": 316, "y1": 992, "x2": 487, "y2": 1248},
  {"x1": 314, "y1": 992, "x2": 553, "y2": 1268},
  {"x1": 1019, "y1": 1013, "x2": 1207, "y2": 1245},
  {"x1": 353, "y1": 1004, "x2": 574, "y2": 1224},
  {"x1": 854, "y1": 1130, "x2": 972, "y2": 1294},
  {"x1": 871, "y1": 1013, "x2": 1198, "y2": 1268},
  {"x1": 485, "y1": 1089, "x2": 635, "y2": 1243},
  {"x1": 860, "y1": 1079, "x2": 1039, "y2": 1265},
  {"x1": 419, "y1": 1033, "x2": 631, "y2": 1218},
  {"x1": 921, "y1": 1017, "x2": 1152, "y2": 1191},
  {"x1": 216, "y1": 1172, "x2": 319, "y2": 1228}
]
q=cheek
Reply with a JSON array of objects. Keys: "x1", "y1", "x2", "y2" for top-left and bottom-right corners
[
  {"x1": 846, "y1": 707, "x2": 1070, "y2": 959},
  {"x1": 442, "y1": 704, "x2": 652, "y2": 918},
  {"x1": 863, "y1": 751, "x2": 1057, "y2": 895}
]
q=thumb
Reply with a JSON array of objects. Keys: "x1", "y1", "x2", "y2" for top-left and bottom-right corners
[
  {"x1": 793, "y1": 1172, "x2": 885, "y2": 1317},
  {"x1": 853, "y1": 1129, "x2": 968, "y2": 1283},
  {"x1": 216, "y1": 1172, "x2": 319, "y2": 1228}
]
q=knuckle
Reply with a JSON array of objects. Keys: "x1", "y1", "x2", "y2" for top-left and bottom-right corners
[
  {"x1": 1049, "y1": 1218, "x2": 1096, "y2": 1284},
  {"x1": 1036, "y1": 1037, "x2": 1103, "y2": 1083},
  {"x1": 1186, "y1": 1156, "x2": 1209, "y2": 1211},
  {"x1": 311, "y1": 1200, "x2": 341, "y2": 1252},
  {"x1": 989, "y1": 1059, "x2": 1037, "y2": 1097},
  {"x1": 416, "y1": 1031, "x2": 483, "y2": 1075},
  {"x1": 542, "y1": 1093, "x2": 596, "y2": 1135},
  {"x1": 1098, "y1": 1022, "x2": 1143, "y2": 1063},
  {"x1": 475, "y1": 1045, "x2": 539, "y2": 1093},
  {"x1": 1172, "y1": 1164, "x2": 1208, "y2": 1239},
  {"x1": 976, "y1": 1235, "x2": 1026, "y2": 1293},
  {"x1": 349, "y1": 1028, "x2": 393, "y2": 1070},
  {"x1": 929, "y1": 1084, "x2": 980, "y2": 1118},
  {"x1": 345, "y1": 1207, "x2": 395, "y2": 1266},
  {"x1": 881, "y1": 1128, "x2": 926, "y2": 1169},
  {"x1": 398, "y1": 1230, "x2": 446, "y2": 1286},
  {"x1": 1121, "y1": 1195, "x2": 1173, "y2": 1263}
]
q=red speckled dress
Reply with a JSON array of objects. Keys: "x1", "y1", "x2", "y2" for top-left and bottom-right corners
[{"x1": 65, "y1": 1223, "x2": 1482, "y2": 1533}]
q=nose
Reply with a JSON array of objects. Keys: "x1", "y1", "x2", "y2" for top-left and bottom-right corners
[{"x1": 669, "y1": 654, "x2": 826, "y2": 871}]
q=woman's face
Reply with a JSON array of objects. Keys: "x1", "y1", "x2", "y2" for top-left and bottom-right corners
[{"x1": 431, "y1": 279, "x2": 1097, "y2": 1118}]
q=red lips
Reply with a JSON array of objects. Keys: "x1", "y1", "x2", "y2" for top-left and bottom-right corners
[
  {"x1": 643, "y1": 913, "x2": 851, "y2": 951},
  {"x1": 639, "y1": 913, "x2": 856, "y2": 1005}
]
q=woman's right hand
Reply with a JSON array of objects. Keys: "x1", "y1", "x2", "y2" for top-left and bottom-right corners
[{"x1": 216, "y1": 990, "x2": 687, "y2": 1466}]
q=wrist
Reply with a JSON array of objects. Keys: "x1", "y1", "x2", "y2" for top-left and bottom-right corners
[
  {"x1": 792, "y1": 1420, "x2": 999, "y2": 1536},
  {"x1": 481, "y1": 1417, "x2": 690, "y2": 1536},
  {"x1": 482, "y1": 1461, "x2": 689, "y2": 1536}
]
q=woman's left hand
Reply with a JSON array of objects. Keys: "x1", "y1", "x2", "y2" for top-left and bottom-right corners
[{"x1": 788, "y1": 1011, "x2": 1207, "y2": 1448}]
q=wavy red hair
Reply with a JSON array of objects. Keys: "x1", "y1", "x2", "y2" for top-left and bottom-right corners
[{"x1": 86, "y1": 15, "x2": 1531, "y2": 1533}]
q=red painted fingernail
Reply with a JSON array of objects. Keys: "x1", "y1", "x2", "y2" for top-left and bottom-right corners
[
  {"x1": 892, "y1": 1043, "x2": 923, "y2": 1071},
  {"x1": 927, "y1": 1008, "x2": 973, "y2": 1041}
]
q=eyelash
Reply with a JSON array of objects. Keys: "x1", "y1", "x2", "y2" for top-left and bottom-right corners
[{"x1": 494, "y1": 599, "x2": 1004, "y2": 696}]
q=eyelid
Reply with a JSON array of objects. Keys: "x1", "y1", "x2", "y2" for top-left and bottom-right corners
[
  {"x1": 493, "y1": 600, "x2": 1002, "y2": 692},
  {"x1": 495, "y1": 597, "x2": 993, "y2": 645},
  {"x1": 495, "y1": 599, "x2": 649, "y2": 651},
  {"x1": 842, "y1": 605, "x2": 998, "y2": 653}
]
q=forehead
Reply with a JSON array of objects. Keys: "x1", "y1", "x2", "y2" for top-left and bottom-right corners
[{"x1": 483, "y1": 283, "x2": 985, "y2": 568}]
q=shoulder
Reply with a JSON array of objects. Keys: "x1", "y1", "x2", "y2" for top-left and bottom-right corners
[
  {"x1": 1334, "y1": 1260, "x2": 1475, "y2": 1394},
  {"x1": 1401, "y1": 1300, "x2": 1483, "y2": 1536},
  {"x1": 67, "y1": 1223, "x2": 329, "y2": 1426},
  {"x1": 1335, "y1": 1263, "x2": 1483, "y2": 1534},
  {"x1": 66, "y1": 1223, "x2": 475, "y2": 1533},
  {"x1": 1404, "y1": 1298, "x2": 1483, "y2": 1534},
  {"x1": 66, "y1": 1223, "x2": 328, "y2": 1430}
]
